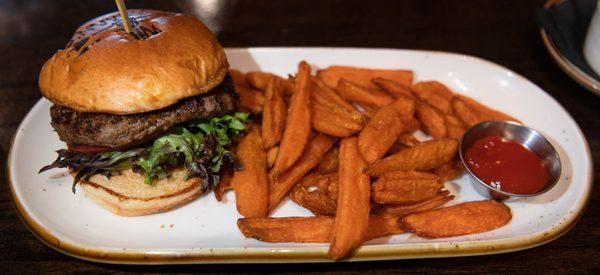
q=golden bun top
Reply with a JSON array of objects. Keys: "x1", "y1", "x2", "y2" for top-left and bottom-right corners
[{"x1": 39, "y1": 10, "x2": 229, "y2": 114}]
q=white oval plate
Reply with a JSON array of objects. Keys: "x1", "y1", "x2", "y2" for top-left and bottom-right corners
[{"x1": 7, "y1": 48, "x2": 593, "y2": 264}]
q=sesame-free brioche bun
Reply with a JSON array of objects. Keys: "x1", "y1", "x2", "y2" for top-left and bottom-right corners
[
  {"x1": 81, "y1": 168, "x2": 204, "y2": 216},
  {"x1": 39, "y1": 9, "x2": 229, "y2": 115}
]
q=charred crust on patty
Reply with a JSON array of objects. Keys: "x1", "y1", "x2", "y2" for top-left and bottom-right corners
[{"x1": 50, "y1": 75, "x2": 238, "y2": 149}]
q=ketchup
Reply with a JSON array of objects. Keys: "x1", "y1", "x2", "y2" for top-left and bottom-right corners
[{"x1": 464, "y1": 136, "x2": 548, "y2": 194}]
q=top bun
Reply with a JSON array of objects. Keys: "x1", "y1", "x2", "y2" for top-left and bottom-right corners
[{"x1": 39, "y1": 10, "x2": 229, "y2": 114}]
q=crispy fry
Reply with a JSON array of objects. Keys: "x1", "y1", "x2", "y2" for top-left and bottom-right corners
[
  {"x1": 411, "y1": 81, "x2": 454, "y2": 114},
  {"x1": 387, "y1": 142, "x2": 408, "y2": 156},
  {"x1": 404, "y1": 117, "x2": 421, "y2": 132},
  {"x1": 231, "y1": 127, "x2": 269, "y2": 217},
  {"x1": 432, "y1": 159, "x2": 464, "y2": 181},
  {"x1": 214, "y1": 169, "x2": 233, "y2": 201},
  {"x1": 452, "y1": 98, "x2": 480, "y2": 127},
  {"x1": 397, "y1": 133, "x2": 421, "y2": 147},
  {"x1": 317, "y1": 65, "x2": 413, "y2": 89},
  {"x1": 371, "y1": 77, "x2": 417, "y2": 99},
  {"x1": 403, "y1": 200, "x2": 512, "y2": 238},
  {"x1": 445, "y1": 114, "x2": 467, "y2": 139},
  {"x1": 315, "y1": 145, "x2": 340, "y2": 174},
  {"x1": 266, "y1": 146, "x2": 278, "y2": 169},
  {"x1": 311, "y1": 104, "x2": 363, "y2": 137},
  {"x1": 337, "y1": 78, "x2": 395, "y2": 107},
  {"x1": 412, "y1": 81, "x2": 454, "y2": 99},
  {"x1": 237, "y1": 214, "x2": 404, "y2": 243},
  {"x1": 310, "y1": 85, "x2": 367, "y2": 124},
  {"x1": 229, "y1": 69, "x2": 249, "y2": 88},
  {"x1": 376, "y1": 191, "x2": 454, "y2": 215},
  {"x1": 238, "y1": 216, "x2": 334, "y2": 243},
  {"x1": 272, "y1": 61, "x2": 313, "y2": 176},
  {"x1": 313, "y1": 78, "x2": 356, "y2": 111},
  {"x1": 329, "y1": 137, "x2": 371, "y2": 260},
  {"x1": 291, "y1": 173, "x2": 338, "y2": 216},
  {"x1": 246, "y1": 71, "x2": 278, "y2": 90},
  {"x1": 372, "y1": 174, "x2": 444, "y2": 204},
  {"x1": 416, "y1": 102, "x2": 447, "y2": 139},
  {"x1": 246, "y1": 71, "x2": 295, "y2": 98},
  {"x1": 269, "y1": 134, "x2": 337, "y2": 211},
  {"x1": 237, "y1": 86, "x2": 264, "y2": 114},
  {"x1": 366, "y1": 139, "x2": 459, "y2": 176},
  {"x1": 366, "y1": 214, "x2": 406, "y2": 239},
  {"x1": 358, "y1": 97, "x2": 415, "y2": 163},
  {"x1": 262, "y1": 78, "x2": 287, "y2": 149},
  {"x1": 455, "y1": 95, "x2": 520, "y2": 123},
  {"x1": 358, "y1": 103, "x2": 379, "y2": 118},
  {"x1": 377, "y1": 170, "x2": 440, "y2": 180}
]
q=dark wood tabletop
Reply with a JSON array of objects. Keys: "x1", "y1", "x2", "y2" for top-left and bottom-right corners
[{"x1": 1, "y1": 0, "x2": 598, "y2": 273}]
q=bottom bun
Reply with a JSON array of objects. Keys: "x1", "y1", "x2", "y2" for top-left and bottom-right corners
[{"x1": 81, "y1": 167, "x2": 204, "y2": 216}]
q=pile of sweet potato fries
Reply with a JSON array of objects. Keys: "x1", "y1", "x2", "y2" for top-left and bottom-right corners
[{"x1": 217, "y1": 62, "x2": 516, "y2": 260}]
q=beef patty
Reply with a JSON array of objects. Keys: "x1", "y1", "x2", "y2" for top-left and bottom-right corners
[{"x1": 51, "y1": 77, "x2": 238, "y2": 149}]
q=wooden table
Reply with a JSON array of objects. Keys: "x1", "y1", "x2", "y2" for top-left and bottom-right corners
[{"x1": 1, "y1": 0, "x2": 598, "y2": 273}]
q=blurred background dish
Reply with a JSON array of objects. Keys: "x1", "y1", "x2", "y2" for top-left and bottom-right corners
[{"x1": 540, "y1": 0, "x2": 600, "y2": 95}]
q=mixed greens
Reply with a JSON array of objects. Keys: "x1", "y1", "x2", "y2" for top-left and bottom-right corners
[{"x1": 40, "y1": 112, "x2": 250, "y2": 193}]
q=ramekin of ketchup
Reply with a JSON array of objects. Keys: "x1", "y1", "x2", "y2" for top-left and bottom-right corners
[{"x1": 459, "y1": 121, "x2": 561, "y2": 198}]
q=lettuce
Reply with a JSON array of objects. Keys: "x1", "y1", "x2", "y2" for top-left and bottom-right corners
[{"x1": 40, "y1": 112, "x2": 250, "y2": 193}]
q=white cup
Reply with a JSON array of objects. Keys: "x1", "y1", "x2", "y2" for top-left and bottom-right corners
[{"x1": 584, "y1": 1, "x2": 600, "y2": 76}]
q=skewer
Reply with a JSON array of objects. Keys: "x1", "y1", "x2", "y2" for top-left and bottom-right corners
[{"x1": 114, "y1": 0, "x2": 133, "y2": 33}]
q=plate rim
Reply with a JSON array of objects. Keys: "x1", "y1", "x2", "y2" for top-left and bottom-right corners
[{"x1": 7, "y1": 47, "x2": 594, "y2": 264}]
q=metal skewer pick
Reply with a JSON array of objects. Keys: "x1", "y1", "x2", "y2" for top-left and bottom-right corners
[{"x1": 114, "y1": 0, "x2": 133, "y2": 33}]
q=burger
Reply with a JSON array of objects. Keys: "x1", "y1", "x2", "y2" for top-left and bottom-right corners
[{"x1": 38, "y1": 10, "x2": 247, "y2": 216}]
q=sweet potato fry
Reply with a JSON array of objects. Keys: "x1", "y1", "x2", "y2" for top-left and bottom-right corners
[
  {"x1": 371, "y1": 77, "x2": 417, "y2": 99},
  {"x1": 445, "y1": 114, "x2": 467, "y2": 139},
  {"x1": 357, "y1": 103, "x2": 379, "y2": 118},
  {"x1": 366, "y1": 214, "x2": 406, "y2": 239},
  {"x1": 237, "y1": 86, "x2": 264, "y2": 114},
  {"x1": 296, "y1": 172, "x2": 318, "y2": 187},
  {"x1": 214, "y1": 169, "x2": 233, "y2": 201},
  {"x1": 412, "y1": 81, "x2": 454, "y2": 100},
  {"x1": 358, "y1": 97, "x2": 415, "y2": 163},
  {"x1": 366, "y1": 139, "x2": 459, "y2": 176},
  {"x1": 237, "y1": 214, "x2": 404, "y2": 243},
  {"x1": 238, "y1": 216, "x2": 334, "y2": 243},
  {"x1": 412, "y1": 81, "x2": 454, "y2": 114},
  {"x1": 246, "y1": 71, "x2": 277, "y2": 90},
  {"x1": 272, "y1": 61, "x2": 313, "y2": 176},
  {"x1": 329, "y1": 137, "x2": 371, "y2": 260},
  {"x1": 266, "y1": 146, "x2": 278, "y2": 169},
  {"x1": 372, "y1": 175, "x2": 444, "y2": 204},
  {"x1": 269, "y1": 134, "x2": 337, "y2": 211},
  {"x1": 397, "y1": 133, "x2": 421, "y2": 147},
  {"x1": 432, "y1": 159, "x2": 464, "y2": 181},
  {"x1": 455, "y1": 95, "x2": 520, "y2": 123},
  {"x1": 337, "y1": 78, "x2": 395, "y2": 107},
  {"x1": 415, "y1": 101, "x2": 447, "y2": 139},
  {"x1": 311, "y1": 104, "x2": 363, "y2": 137},
  {"x1": 313, "y1": 78, "x2": 356, "y2": 111},
  {"x1": 404, "y1": 117, "x2": 421, "y2": 132},
  {"x1": 403, "y1": 200, "x2": 512, "y2": 238},
  {"x1": 262, "y1": 78, "x2": 287, "y2": 149},
  {"x1": 376, "y1": 191, "x2": 453, "y2": 215},
  {"x1": 377, "y1": 170, "x2": 440, "y2": 180},
  {"x1": 317, "y1": 65, "x2": 413, "y2": 89},
  {"x1": 315, "y1": 145, "x2": 340, "y2": 174},
  {"x1": 230, "y1": 128, "x2": 269, "y2": 217},
  {"x1": 229, "y1": 69, "x2": 249, "y2": 88},
  {"x1": 452, "y1": 98, "x2": 480, "y2": 127},
  {"x1": 291, "y1": 174, "x2": 338, "y2": 216}
]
